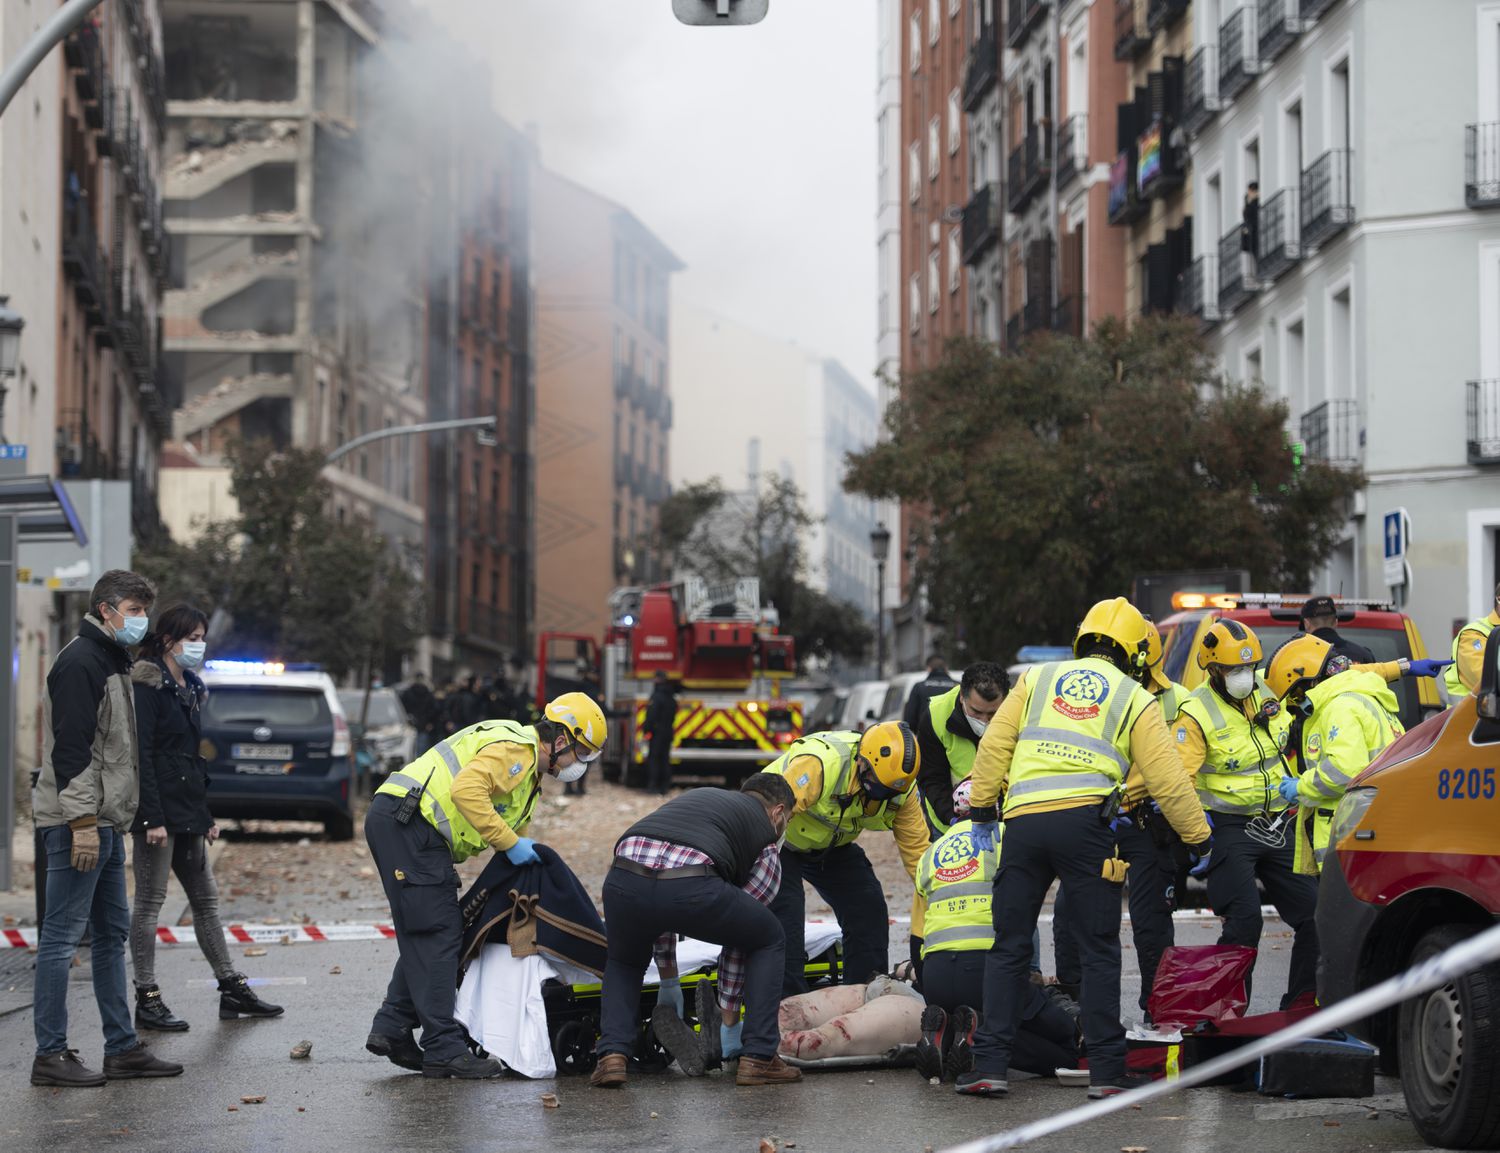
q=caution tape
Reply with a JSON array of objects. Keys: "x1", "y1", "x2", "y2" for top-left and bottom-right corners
[
  {"x1": 2, "y1": 922, "x2": 397, "y2": 949},
  {"x1": 939, "y1": 919, "x2": 1500, "y2": 1153}
]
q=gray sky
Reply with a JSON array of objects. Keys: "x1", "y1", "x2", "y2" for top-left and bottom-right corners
[{"x1": 416, "y1": 0, "x2": 878, "y2": 388}]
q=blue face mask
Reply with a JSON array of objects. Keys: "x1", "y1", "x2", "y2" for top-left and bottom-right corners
[
  {"x1": 109, "y1": 608, "x2": 148, "y2": 648},
  {"x1": 177, "y1": 641, "x2": 207, "y2": 669}
]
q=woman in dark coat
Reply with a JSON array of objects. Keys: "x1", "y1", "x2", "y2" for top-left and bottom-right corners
[{"x1": 129, "y1": 603, "x2": 282, "y2": 1029}]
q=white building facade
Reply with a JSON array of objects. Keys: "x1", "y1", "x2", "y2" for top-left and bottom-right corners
[{"x1": 1188, "y1": 0, "x2": 1500, "y2": 648}]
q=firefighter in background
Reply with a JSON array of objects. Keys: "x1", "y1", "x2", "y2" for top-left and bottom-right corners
[
  {"x1": 1265, "y1": 635, "x2": 1403, "y2": 875},
  {"x1": 915, "y1": 662, "x2": 1010, "y2": 835},
  {"x1": 762, "y1": 721, "x2": 930, "y2": 997},
  {"x1": 956, "y1": 598, "x2": 1211, "y2": 1100},
  {"x1": 1446, "y1": 581, "x2": 1500, "y2": 699},
  {"x1": 642, "y1": 671, "x2": 678, "y2": 796}
]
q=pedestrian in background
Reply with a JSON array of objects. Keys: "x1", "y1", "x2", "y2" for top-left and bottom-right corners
[
  {"x1": 903, "y1": 654, "x2": 956, "y2": 731},
  {"x1": 30, "y1": 570, "x2": 183, "y2": 1088},
  {"x1": 643, "y1": 670, "x2": 678, "y2": 795},
  {"x1": 129, "y1": 603, "x2": 282, "y2": 1032}
]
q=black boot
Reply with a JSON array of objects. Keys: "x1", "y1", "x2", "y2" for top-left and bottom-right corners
[
  {"x1": 135, "y1": 984, "x2": 189, "y2": 1032},
  {"x1": 218, "y1": 973, "x2": 284, "y2": 1019}
]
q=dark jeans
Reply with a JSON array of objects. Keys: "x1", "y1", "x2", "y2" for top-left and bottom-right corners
[
  {"x1": 771, "y1": 842, "x2": 889, "y2": 996},
  {"x1": 365, "y1": 795, "x2": 468, "y2": 1063},
  {"x1": 1205, "y1": 812, "x2": 1320, "y2": 1007},
  {"x1": 33, "y1": 825, "x2": 137, "y2": 1058},
  {"x1": 645, "y1": 736, "x2": 673, "y2": 794},
  {"x1": 923, "y1": 950, "x2": 1079, "y2": 1075},
  {"x1": 598, "y1": 866, "x2": 784, "y2": 1060},
  {"x1": 1052, "y1": 816, "x2": 1175, "y2": 1011},
  {"x1": 974, "y1": 803, "x2": 1128, "y2": 1085}
]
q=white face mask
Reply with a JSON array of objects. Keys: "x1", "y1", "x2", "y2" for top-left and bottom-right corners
[
  {"x1": 554, "y1": 760, "x2": 587, "y2": 784},
  {"x1": 1223, "y1": 667, "x2": 1257, "y2": 700},
  {"x1": 965, "y1": 712, "x2": 989, "y2": 737}
]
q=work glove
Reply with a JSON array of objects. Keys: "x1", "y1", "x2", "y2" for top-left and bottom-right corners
[
  {"x1": 1277, "y1": 777, "x2": 1301, "y2": 804},
  {"x1": 721, "y1": 1019, "x2": 744, "y2": 1060},
  {"x1": 1187, "y1": 838, "x2": 1212, "y2": 878},
  {"x1": 970, "y1": 821, "x2": 999, "y2": 853},
  {"x1": 504, "y1": 837, "x2": 540, "y2": 866},
  {"x1": 69, "y1": 823, "x2": 100, "y2": 873},
  {"x1": 657, "y1": 976, "x2": 685, "y2": 1018},
  {"x1": 1405, "y1": 659, "x2": 1453, "y2": 678}
]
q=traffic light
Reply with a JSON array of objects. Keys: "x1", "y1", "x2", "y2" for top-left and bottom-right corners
[{"x1": 672, "y1": 0, "x2": 769, "y2": 25}]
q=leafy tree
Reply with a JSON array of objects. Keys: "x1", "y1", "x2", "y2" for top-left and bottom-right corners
[
  {"x1": 843, "y1": 317, "x2": 1363, "y2": 662},
  {"x1": 134, "y1": 440, "x2": 424, "y2": 678}
]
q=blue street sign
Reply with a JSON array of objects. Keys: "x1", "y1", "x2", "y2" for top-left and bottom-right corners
[
  {"x1": 0, "y1": 445, "x2": 26, "y2": 460},
  {"x1": 1383, "y1": 510, "x2": 1403, "y2": 560}
]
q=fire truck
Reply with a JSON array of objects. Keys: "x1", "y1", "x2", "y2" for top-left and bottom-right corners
[{"x1": 535, "y1": 577, "x2": 802, "y2": 786}]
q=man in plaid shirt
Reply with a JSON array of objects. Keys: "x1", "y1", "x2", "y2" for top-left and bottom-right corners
[{"x1": 591, "y1": 776, "x2": 800, "y2": 1090}]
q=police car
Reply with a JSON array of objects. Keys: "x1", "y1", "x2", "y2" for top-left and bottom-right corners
[{"x1": 199, "y1": 660, "x2": 356, "y2": 841}]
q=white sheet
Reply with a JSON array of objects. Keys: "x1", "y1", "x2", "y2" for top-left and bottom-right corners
[{"x1": 454, "y1": 922, "x2": 845, "y2": 1079}]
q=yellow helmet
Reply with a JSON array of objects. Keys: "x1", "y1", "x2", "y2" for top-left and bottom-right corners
[
  {"x1": 544, "y1": 692, "x2": 608, "y2": 761},
  {"x1": 1195, "y1": 619, "x2": 1264, "y2": 671},
  {"x1": 1074, "y1": 597, "x2": 1152, "y2": 672},
  {"x1": 856, "y1": 720, "x2": 920, "y2": 800},
  {"x1": 1143, "y1": 623, "x2": 1172, "y2": 694},
  {"x1": 1264, "y1": 634, "x2": 1333, "y2": 701}
]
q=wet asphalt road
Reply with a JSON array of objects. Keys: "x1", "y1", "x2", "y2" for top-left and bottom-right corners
[{"x1": 0, "y1": 915, "x2": 1442, "y2": 1153}]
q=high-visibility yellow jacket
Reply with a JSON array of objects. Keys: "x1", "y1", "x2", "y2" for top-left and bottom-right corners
[
  {"x1": 1175, "y1": 680, "x2": 1293, "y2": 817},
  {"x1": 921, "y1": 686, "x2": 977, "y2": 834},
  {"x1": 1446, "y1": 611, "x2": 1499, "y2": 699},
  {"x1": 915, "y1": 819, "x2": 998, "y2": 957}
]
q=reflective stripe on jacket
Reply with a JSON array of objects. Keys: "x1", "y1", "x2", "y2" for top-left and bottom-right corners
[
  {"x1": 762, "y1": 731, "x2": 908, "y2": 853},
  {"x1": 1177, "y1": 681, "x2": 1292, "y2": 816},
  {"x1": 915, "y1": 819, "x2": 999, "y2": 957}
]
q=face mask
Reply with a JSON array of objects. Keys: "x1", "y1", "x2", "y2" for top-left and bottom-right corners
[
  {"x1": 1223, "y1": 667, "x2": 1257, "y2": 700},
  {"x1": 554, "y1": 761, "x2": 587, "y2": 784},
  {"x1": 110, "y1": 609, "x2": 148, "y2": 648},
  {"x1": 177, "y1": 642, "x2": 207, "y2": 669},
  {"x1": 965, "y1": 712, "x2": 989, "y2": 738}
]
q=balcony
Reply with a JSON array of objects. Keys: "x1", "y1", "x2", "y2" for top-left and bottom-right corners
[
  {"x1": 1053, "y1": 294, "x2": 1084, "y2": 338},
  {"x1": 1466, "y1": 123, "x2": 1500, "y2": 208},
  {"x1": 1300, "y1": 399, "x2": 1361, "y2": 468},
  {"x1": 1300, "y1": 149, "x2": 1354, "y2": 251},
  {"x1": 961, "y1": 183, "x2": 1001, "y2": 265},
  {"x1": 1007, "y1": 0, "x2": 1049, "y2": 49},
  {"x1": 1148, "y1": 0, "x2": 1190, "y2": 31},
  {"x1": 61, "y1": 204, "x2": 107, "y2": 322},
  {"x1": 56, "y1": 410, "x2": 110, "y2": 480},
  {"x1": 615, "y1": 455, "x2": 633, "y2": 488},
  {"x1": 65, "y1": 22, "x2": 105, "y2": 114},
  {"x1": 1300, "y1": 0, "x2": 1337, "y2": 23},
  {"x1": 1137, "y1": 119, "x2": 1185, "y2": 200},
  {"x1": 1108, "y1": 148, "x2": 1148, "y2": 225},
  {"x1": 1005, "y1": 311, "x2": 1022, "y2": 350},
  {"x1": 1217, "y1": 225, "x2": 1258, "y2": 315},
  {"x1": 1218, "y1": 7, "x2": 1259, "y2": 106},
  {"x1": 1056, "y1": 115, "x2": 1087, "y2": 189},
  {"x1": 1115, "y1": 0, "x2": 1150, "y2": 61},
  {"x1": 1007, "y1": 126, "x2": 1052, "y2": 214},
  {"x1": 465, "y1": 598, "x2": 516, "y2": 651},
  {"x1": 1177, "y1": 255, "x2": 1222, "y2": 327},
  {"x1": 1468, "y1": 380, "x2": 1500, "y2": 464},
  {"x1": 632, "y1": 459, "x2": 648, "y2": 494},
  {"x1": 962, "y1": 29, "x2": 999, "y2": 113},
  {"x1": 1183, "y1": 46, "x2": 1220, "y2": 136},
  {"x1": 1256, "y1": 188, "x2": 1301, "y2": 283},
  {"x1": 1257, "y1": 0, "x2": 1300, "y2": 66}
]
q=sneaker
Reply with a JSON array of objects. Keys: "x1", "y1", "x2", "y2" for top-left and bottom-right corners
[
  {"x1": 102, "y1": 1042, "x2": 185, "y2": 1080},
  {"x1": 650, "y1": 1004, "x2": 707, "y2": 1077},
  {"x1": 1088, "y1": 1072, "x2": 1152, "y2": 1099},
  {"x1": 421, "y1": 1051, "x2": 506, "y2": 1079},
  {"x1": 31, "y1": 1050, "x2": 106, "y2": 1088},
  {"x1": 735, "y1": 1055, "x2": 803, "y2": 1086},
  {"x1": 944, "y1": 1005, "x2": 979, "y2": 1081},
  {"x1": 914, "y1": 1005, "x2": 948, "y2": 1082},
  {"x1": 954, "y1": 1069, "x2": 1008, "y2": 1097},
  {"x1": 589, "y1": 1051, "x2": 627, "y2": 1089},
  {"x1": 365, "y1": 1030, "x2": 423, "y2": 1072}
]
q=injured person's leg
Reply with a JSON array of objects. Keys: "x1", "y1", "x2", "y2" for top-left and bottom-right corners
[
  {"x1": 777, "y1": 984, "x2": 870, "y2": 1033},
  {"x1": 778, "y1": 988, "x2": 924, "y2": 1061}
]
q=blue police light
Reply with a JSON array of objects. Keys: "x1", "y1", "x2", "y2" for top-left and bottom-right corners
[
  {"x1": 205, "y1": 659, "x2": 286, "y2": 676},
  {"x1": 1015, "y1": 645, "x2": 1074, "y2": 664}
]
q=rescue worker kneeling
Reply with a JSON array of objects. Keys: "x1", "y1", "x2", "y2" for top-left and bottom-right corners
[
  {"x1": 913, "y1": 780, "x2": 1080, "y2": 1084},
  {"x1": 364, "y1": 693, "x2": 606, "y2": 1078},
  {"x1": 957, "y1": 598, "x2": 1212, "y2": 1100}
]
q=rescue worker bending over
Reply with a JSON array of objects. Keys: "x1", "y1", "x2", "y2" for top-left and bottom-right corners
[
  {"x1": 763, "y1": 721, "x2": 930, "y2": 996},
  {"x1": 914, "y1": 780, "x2": 1080, "y2": 1085},
  {"x1": 1266, "y1": 636, "x2": 1403, "y2": 875},
  {"x1": 916, "y1": 662, "x2": 1009, "y2": 836},
  {"x1": 956, "y1": 598, "x2": 1211, "y2": 1100},
  {"x1": 1175, "y1": 620, "x2": 1317, "y2": 1009},
  {"x1": 1446, "y1": 581, "x2": 1500, "y2": 700},
  {"x1": 364, "y1": 693, "x2": 606, "y2": 1078}
]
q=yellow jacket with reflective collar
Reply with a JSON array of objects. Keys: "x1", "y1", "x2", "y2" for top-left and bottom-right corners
[
  {"x1": 1446, "y1": 611, "x2": 1499, "y2": 699},
  {"x1": 762, "y1": 731, "x2": 913, "y2": 853},
  {"x1": 915, "y1": 819, "x2": 999, "y2": 957},
  {"x1": 921, "y1": 686, "x2": 977, "y2": 833},
  {"x1": 1176, "y1": 681, "x2": 1292, "y2": 817}
]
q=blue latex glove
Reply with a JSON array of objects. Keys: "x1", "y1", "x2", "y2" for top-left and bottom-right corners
[
  {"x1": 504, "y1": 837, "x2": 540, "y2": 866},
  {"x1": 970, "y1": 821, "x2": 999, "y2": 853},
  {"x1": 721, "y1": 1019, "x2": 744, "y2": 1060},
  {"x1": 657, "y1": 976, "x2": 684, "y2": 1018},
  {"x1": 1277, "y1": 777, "x2": 1301, "y2": 804},
  {"x1": 1188, "y1": 840, "x2": 1212, "y2": 878},
  {"x1": 1406, "y1": 659, "x2": 1453, "y2": 678}
]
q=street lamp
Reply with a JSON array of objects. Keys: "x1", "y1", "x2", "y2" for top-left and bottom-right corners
[
  {"x1": 0, "y1": 296, "x2": 25, "y2": 442},
  {"x1": 870, "y1": 521, "x2": 891, "y2": 678}
]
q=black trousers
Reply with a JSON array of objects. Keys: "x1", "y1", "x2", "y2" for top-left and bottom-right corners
[
  {"x1": 1205, "y1": 812, "x2": 1320, "y2": 1007},
  {"x1": 923, "y1": 950, "x2": 1078, "y2": 1075},
  {"x1": 1052, "y1": 815, "x2": 1175, "y2": 1011},
  {"x1": 771, "y1": 843, "x2": 889, "y2": 996},
  {"x1": 645, "y1": 736, "x2": 673, "y2": 794},
  {"x1": 973, "y1": 803, "x2": 1128, "y2": 1085},
  {"x1": 365, "y1": 794, "x2": 467, "y2": 1063},
  {"x1": 597, "y1": 866, "x2": 784, "y2": 1060}
]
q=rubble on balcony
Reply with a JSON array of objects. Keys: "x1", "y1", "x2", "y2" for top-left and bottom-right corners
[
  {"x1": 173, "y1": 372, "x2": 295, "y2": 439},
  {"x1": 166, "y1": 119, "x2": 299, "y2": 198}
]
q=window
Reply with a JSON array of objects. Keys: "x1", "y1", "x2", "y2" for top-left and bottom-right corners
[
  {"x1": 927, "y1": 249, "x2": 941, "y2": 313},
  {"x1": 910, "y1": 12, "x2": 921, "y2": 71},
  {"x1": 1329, "y1": 56, "x2": 1350, "y2": 151},
  {"x1": 909, "y1": 141, "x2": 921, "y2": 201},
  {"x1": 1244, "y1": 344, "x2": 1263, "y2": 387},
  {"x1": 928, "y1": 116, "x2": 941, "y2": 180},
  {"x1": 1282, "y1": 314, "x2": 1306, "y2": 422},
  {"x1": 947, "y1": 89, "x2": 961, "y2": 155},
  {"x1": 1329, "y1": 283, "x2": 1352, "y2": 400},
  {"x1": 909, "y1": 274, "x2": 922, "y2": 332},
  {"x1": 929, "y1": 0, "x2": 941, "y2": 45},
  {"x1": 1283, "y1": 98, "x2": 1304, "y2": 188},
  {"x1": 947, "y1": 229, "x2": 961, "y2": 293}
]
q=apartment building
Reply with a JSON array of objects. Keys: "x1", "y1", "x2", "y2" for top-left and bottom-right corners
[{"x1": 1187, "y1": 0, "x2": 1500, "y2": 648}]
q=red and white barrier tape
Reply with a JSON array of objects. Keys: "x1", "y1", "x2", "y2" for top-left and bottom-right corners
[{"x1": 2, "y1": 922, "x2": 397, "y2": 948}]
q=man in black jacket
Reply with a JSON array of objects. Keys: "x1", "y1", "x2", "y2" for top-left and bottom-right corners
[
  {"x1": 591, "y1": 776, "x2": 801, "y2": 1089},
  {"x1": 903, "y1": 655, "x2": 956, "y2": 731},
  {"x1": 643, "y1": 672, "x2": 678, "y2": 795},
  {"x1": 1298, "y1": 595, "x2": 1376, "y2": 664},
  {"x1": 30, "y1": 570, "x2": 183, "y2": 1088}
]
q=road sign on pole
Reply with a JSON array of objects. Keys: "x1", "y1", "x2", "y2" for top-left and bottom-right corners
[{"x1": 1383, "y1": 508, "x2": 1409, "y2": 590}]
